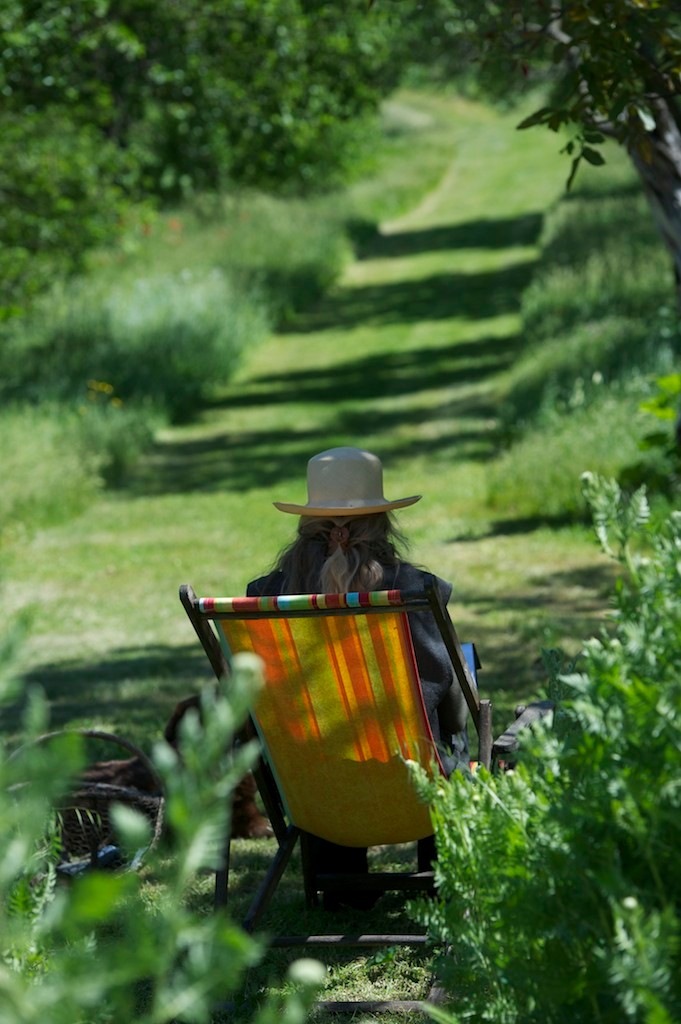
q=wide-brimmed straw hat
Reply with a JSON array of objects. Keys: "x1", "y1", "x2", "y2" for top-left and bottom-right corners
[{"x1": 273, "y1": 447, "x2": 421, "y2": 517}]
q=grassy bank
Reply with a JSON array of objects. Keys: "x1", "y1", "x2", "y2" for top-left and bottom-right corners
[{"x1": 489, "y1": 148, "x2": 680, "y2": 519}]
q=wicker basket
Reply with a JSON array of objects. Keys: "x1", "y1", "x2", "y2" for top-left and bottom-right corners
[{"x1": 36, "y1": 729, "x2": 164, "y2": 874}]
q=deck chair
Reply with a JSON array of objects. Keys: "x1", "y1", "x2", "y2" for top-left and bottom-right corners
[{"x1": 179, "y1": 580, "x2": 548, "y2": 1012}]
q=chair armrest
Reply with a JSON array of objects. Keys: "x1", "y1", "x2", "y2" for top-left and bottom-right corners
[{"x1": 492, "y1": 700, "x2": 555, "y2": 760}]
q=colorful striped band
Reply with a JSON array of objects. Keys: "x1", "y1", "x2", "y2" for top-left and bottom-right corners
[{"x1": 198, "y1": 590, "x2": 405, "y2": 614}]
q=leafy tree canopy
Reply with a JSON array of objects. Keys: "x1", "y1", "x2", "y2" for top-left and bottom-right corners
[
  {"x1": 0, "y1": 0, "x2": 401, "y2": 313},
  {"x1": 2, "y1": 0, "x2": 401, "y2": 195},
  {"x1": 397, "y1": 1, "x2": 681, "y2": 178}
]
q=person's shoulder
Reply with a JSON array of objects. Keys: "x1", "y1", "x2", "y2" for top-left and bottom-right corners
[
  {"x1": 397, "y1": 562, "x2": 453, "y2": 603},
  {"x1": 246, "y1": 571, "x2": 285, "y2": 597}
]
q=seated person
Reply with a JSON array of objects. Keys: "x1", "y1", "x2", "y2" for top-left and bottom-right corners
[{"x1": 247, "y1": 446, "x2": 468, "y2": 909}]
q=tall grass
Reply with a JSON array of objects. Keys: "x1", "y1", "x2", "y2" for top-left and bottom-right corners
[
  {"x1": 106, "y1": 192, "x2": 352, "y2": 325},
  {"x1": 488, "y1": 390, "x2": 647, "y2": 519},
  {"x1": 489, "y1": 150, "x2": 681, "y2": 519},
  {"x1": 0, "y1": 400, "x2": 162, "y2": 541},
  {"x1": 1, "y1": 269, "x2": 267, "y2": 419},
  {"x1": 0, "y1": 407, "x2": 99, "y2": 539}
]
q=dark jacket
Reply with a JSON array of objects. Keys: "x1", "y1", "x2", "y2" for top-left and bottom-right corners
[{"x1": 246, "y1": 561, "x2": 468, "y2": 775}]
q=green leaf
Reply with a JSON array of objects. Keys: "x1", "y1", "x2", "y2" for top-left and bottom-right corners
[
  {"x1": 657, "y1": 373, "x2": 681, "y2": 395},
  {"x1": 583, "y1": 130, "x2": 605, "y2": 144},
  {"x1": 67, "y1": 872, "x2": 135, "y2": 924},
  {"x1": 516, "y1": 107, "x2": 554, "y2": 130},
  {"x1": 582, "y1": 146, "x2": 605, "y2": 166},
  {"x1": 639, "y1": 430, "x2": 675, "y2": 449}
]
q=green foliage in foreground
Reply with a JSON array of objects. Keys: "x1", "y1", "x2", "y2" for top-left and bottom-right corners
[
  {"x1": 0, "y1": 652, "x2": 324, "y2": 1022},
  {"x1": 415, "y1": 475, "x2": 681, "y2": 1023},
  {"x1": 621, "y1": 373, "x2": 681, "y2": 503}
]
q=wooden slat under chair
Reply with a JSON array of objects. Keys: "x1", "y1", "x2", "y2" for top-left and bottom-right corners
[{"x1": 179, "y1": 581, "x2": 552, "y2": 1012}]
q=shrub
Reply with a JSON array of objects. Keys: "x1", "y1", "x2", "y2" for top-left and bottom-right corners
[
  {"x1": 619, "y1": 373, "x2": 681, "y2": 505},
  {"x1": 0, "y1": 268, "x2": 267, "y2": 422},
  {"x1": 0, "y1": 112, "x2": 130, "y2": 317},
  {"x1": 415, "y1": 476, "x2": 681, "y2": 1023},
  {"x1": 0, "y1": 399, "x2": 162, "y2": 540},
  {"x1": 73, "y1": 394, "x2": 162, "y2": 487},
  {"x1": 119, "y1": 191, "x2": 353, "y2": 325},
  {"x1": 0, "y1": 650, "x2": 325, "y2": 1022}
]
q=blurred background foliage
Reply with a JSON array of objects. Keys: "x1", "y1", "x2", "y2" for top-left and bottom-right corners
[{"x1": 0, "y1": 0, "x2": 404, "y2": 315}]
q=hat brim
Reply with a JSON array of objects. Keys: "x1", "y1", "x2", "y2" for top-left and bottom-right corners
[{"x1": 273, "y1": 495, "x2": 421, "y2": 516}]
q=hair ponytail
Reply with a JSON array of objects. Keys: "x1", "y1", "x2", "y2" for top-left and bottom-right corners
[{"x1": 274, "y1": 513, "x2": 406, "y2": 593}]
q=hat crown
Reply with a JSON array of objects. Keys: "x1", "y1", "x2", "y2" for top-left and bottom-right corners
[
  {"x1": 307, "y1": 447, "x2": 384, "y2": 506},
  {"x1": 273, "y1": 446, "x2": 421, "y2": 516}
]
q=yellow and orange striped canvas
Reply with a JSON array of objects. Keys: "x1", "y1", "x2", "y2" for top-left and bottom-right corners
[{"x1": 216, "y1": 608, "x2": 444, "y2": 847}]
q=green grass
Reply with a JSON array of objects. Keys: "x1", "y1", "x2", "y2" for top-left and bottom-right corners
[
  {"x1": 0, "y1": 406, "x2": 101, "y2": 542},
  {"x1": 489, "y1": 389, "x2": 648, "y2": 518},
  {"x1": 502, "y1": 149, "x2": 679, "y2": 424},
  {"x1": 3, "y1": 88, "x2": 677, "y2": 1017}
]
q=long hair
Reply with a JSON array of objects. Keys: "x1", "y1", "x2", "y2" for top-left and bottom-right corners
[{"x1": 274, "y1": 513, "x2": 407, "y2": 593}]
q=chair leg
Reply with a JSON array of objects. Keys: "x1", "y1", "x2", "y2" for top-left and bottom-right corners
[
  {"x1": 478, "y1": 698, "x2": 493, "y2": 770},
  {"x1": 299, "y1": 831, "x2": 319, "y2": 908},
  {"x1": 243, "y1": 825, "x2": 300, "y2": 933},
  {"x1": 417, "y1": 834, "x2": 437, "y2": 872}
]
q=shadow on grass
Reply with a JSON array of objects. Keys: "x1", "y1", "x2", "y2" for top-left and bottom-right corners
[
  {"x1": 219, "y1": 334, "x2": 515, "y2": 410},
  {"x1": 128, "y1": 335, "x2": 516, "y2": 496},
  {"x1": 352, "y1": 212, "x2": 544, "y2": 261},
  {"x1": 448, "y1": 512, "x2": 584, "y2": 541},
  {"x1": 454, "y1": 560, "x2": 616, "y2": 714},
  {"x1": 125, "y1": 204, "x2": 544, "y2": 499},
  {"x1": 565, "y1": 178, "x2": 642, "y2": 204},
  {"x1": 192, "y1": 838, "x2": 435, "y2": 1019},
  {"x1": 129, "y1": 405, "x2": 501, "y2": 497},
  {"x1": 285, "y1": 259, "x2": 538, "y2": 335},
  {"x1": 2, "y1": 644, "x2": 209, "y2": 744}
]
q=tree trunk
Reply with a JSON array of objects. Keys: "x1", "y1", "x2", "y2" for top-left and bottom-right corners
[{"x1": 628, "y1": 97, "x2": 681, "y2": 306}]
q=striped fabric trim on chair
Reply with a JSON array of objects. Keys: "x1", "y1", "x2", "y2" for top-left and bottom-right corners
[
  {"x1": 199, "y1": 590, "x2": 405, "y2": 614},
  {"x1": 215, "y1": 603, "x2": 443, "y2": 847}
]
